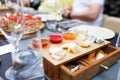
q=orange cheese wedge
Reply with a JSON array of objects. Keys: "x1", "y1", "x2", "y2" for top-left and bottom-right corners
[{"x1": 88, "y1": 51, "x2": 96, "y2": 60}]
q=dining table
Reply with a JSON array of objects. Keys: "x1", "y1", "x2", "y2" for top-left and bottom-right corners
[
  {"x1": 0, "y1": 12, "x2": 119, "y2": 80},
  {"x1": 0, "y1": 28, "x2": 119, "y2": 80}
]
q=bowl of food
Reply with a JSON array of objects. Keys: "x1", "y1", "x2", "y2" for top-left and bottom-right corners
[
  {"x1": 63, "y1": 32, "x2": 76, "y2": 40},
  {"x1": 49, "y1": 34, "x2": 63, "y2": 44}
]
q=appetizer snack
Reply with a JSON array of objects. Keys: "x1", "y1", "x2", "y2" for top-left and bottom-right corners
[
  {"x1": 81, "y1": 40, "x2": 91, "y2": 48},
  {"x1": 88, "y1": 52, "x2": 96, "y2": 60},
  {"x1": 49, "y1": 34, "x2": 63, "y2": 44},
  {"x1": 0, "y1": 14, "x2": 43, "y2": 34},
  {"x1": 24, "y1": 14, "x2": 43, "y2": 34},
  {"x1": 95, "y1": 37, "x2": 105, "y2": 44},
  {"x1": 68, "y1": 43, "x2": 81, "y2": 54},
  {"x1": 49, "y1": 47, "x2": 66, "y2": 60},
  {"x1": 77, "y1": 32, "x2": 88, "y2": 41},
  {"x1": 95, "y1": 50, "x2": 105, "y2": 60},
  {"x1": 61, "y1": 42, "x2": 81, "y2": 54}
]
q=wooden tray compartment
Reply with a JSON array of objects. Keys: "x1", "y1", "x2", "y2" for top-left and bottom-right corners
[{"x1": 60, "y1": 45, "x2": 120, "y2": 80}]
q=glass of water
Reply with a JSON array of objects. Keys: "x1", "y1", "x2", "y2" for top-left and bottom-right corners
[
  {"x1": 116, "y1": 32, "x2": 120, "y2": 47},
  {"x1": 5, "y1": 49, "x2": 45, "y2": 80}
]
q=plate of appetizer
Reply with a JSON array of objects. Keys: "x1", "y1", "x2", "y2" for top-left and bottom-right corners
[{"x1": 0, "y1": 14, "x2": 45, "y2": 39}]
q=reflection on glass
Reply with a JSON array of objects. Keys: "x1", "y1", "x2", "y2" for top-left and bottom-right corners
[{"x1": 0, "y1": 0, "x2": 25, "y2": 60}]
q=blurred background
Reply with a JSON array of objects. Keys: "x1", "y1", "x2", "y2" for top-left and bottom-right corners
[
  {"x1": 104, "y1": 0, "x2": 120, "y2": 17},
  {"x1": 0, "y1": 0, "x2": 120, "y2": 17}
]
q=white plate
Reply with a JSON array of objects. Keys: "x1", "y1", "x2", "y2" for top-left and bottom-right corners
[
  {"x1": 34, "y1": 14, "x2": 63, "y2": 21},
  {"x1": 69, "y1": 25, "x2": 115, "y2": 39}
]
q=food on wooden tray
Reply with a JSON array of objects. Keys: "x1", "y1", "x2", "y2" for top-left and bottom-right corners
[
  {"x1": 77, "y1": 32, "x2": 88, "y2": 41},
  {"x1": 95, "y1": 50, "x2": 105, "y2": 60},
  {"x1": 75, "y1": 34, "x2": 89, "y2": 47},
  {"x1": 88, "y1": 52, "x2": 96, "y2": 60},
  {"x1": 81, "y1": 40, "x2": 91, "y2": 48},
  {"x1": 87, "y1": 50, "x2": 106, "y2": 61},
  {"x1": 49, "y1": 47, "x2": 66, "y2": 60},
  {"x1": 63, "y1": 32, "x2": 76, "y2": 40},
  {"x1": 49, "y1": 34, "x2": 63, "y2": 43},
  {"x1": 68, "y1": 43, "x2": 81, "y2": 54},
  {"x1": 95, "y1": 37, "x2": 105, "y2": 44},
  {"x1": 61, "y1": 42, "x2": 81, "y2": 54}
]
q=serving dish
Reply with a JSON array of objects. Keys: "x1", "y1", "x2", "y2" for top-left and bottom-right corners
[
  {"x1": 43, "y1": 43, "x2": 120, "y2": 80},
  {"x1": 40, "y1": 33, "x2": 114, "y2": 80},
  {"x1": 0, "y1": 14, "x2": 45, "y2": 39},
  {"x1": 69, "y1": 25, "x2": 115, "y2": 39},
  {"x1": 28, "y1": 30, "x2": 120, "y2": 80}
]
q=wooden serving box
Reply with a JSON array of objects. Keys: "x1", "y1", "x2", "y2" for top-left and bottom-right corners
[{"x1": 42, "y1": 40, "x2": 120, "y2": 80}]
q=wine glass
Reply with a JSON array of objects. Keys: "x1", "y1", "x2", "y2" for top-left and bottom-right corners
[
  {"x1": 0, "y1": 0, "x2": 25, "y2": 57},
  {"x1": 0, "y1": 0, "x2": 25, "y2": 79},
  {"x1": 55, "y1": 0, "x2": 66, "y2": 33}
]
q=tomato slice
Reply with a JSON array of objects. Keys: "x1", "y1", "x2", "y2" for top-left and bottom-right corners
[
  {"x1": 49, "y1": 34, "x2": 63, "y2": 43},
  {"x1": 0, "y1": 19, "x2": 8, "y2": 27},
  {"x1": 25, "y1": 14, "x2": 33, "y2": 20},
  {"x1": 8, "y1": 16, "x2": 17, "y2": 22},
  {"x1": 25, "y1": 20, "x2": 35, "y2": 26}
]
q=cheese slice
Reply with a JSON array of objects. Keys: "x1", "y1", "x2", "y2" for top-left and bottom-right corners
[
  {"x1": 81, "y1": 40, "x2": 91, "y2": 48},
  {"x1": 60, "y1": 44, "x2": 69, "y2": 49},
  {"x1": 68, "y1": 43, "x2": 81, "y2": 54},
  {"x1": 95, "y1": 50, "x2": 105, "y2": 60},
  {"x1": 61, "y1": 42, "x2": 81, "y2": 54},
  {"x1": 49, "y1": 47, "x2": 66, "y2": 60}
]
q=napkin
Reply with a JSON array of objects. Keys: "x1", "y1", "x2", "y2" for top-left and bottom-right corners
[{"x1": 0, "y1": 44, "x2": 15, "y2": 55}]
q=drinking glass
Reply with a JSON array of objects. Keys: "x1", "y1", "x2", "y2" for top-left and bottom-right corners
[
  {"x1": 56, "y1": 0, "x2": 66, "y2": 33},
  {"x1": 116, "y1": 32, "x2": 120, "y2": 47},
  {"x1": 56, "y1": 0, "x2": 65, "y2": 21},
  {"x1": 46, "y1": 0, "x2": 66, "y2": 33},
  {"x1": 5, "y1": 49, "x2": 45, "y2": 80},
  {"x1": 116, "y1": 60, "x2": 120, "y2": 80},
  {"x1": 45, "y1": 0, "x2": 58, "y2": 32},
  {"x1": 0, "y1": 0, "x2": 25, "y2": 58}
]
